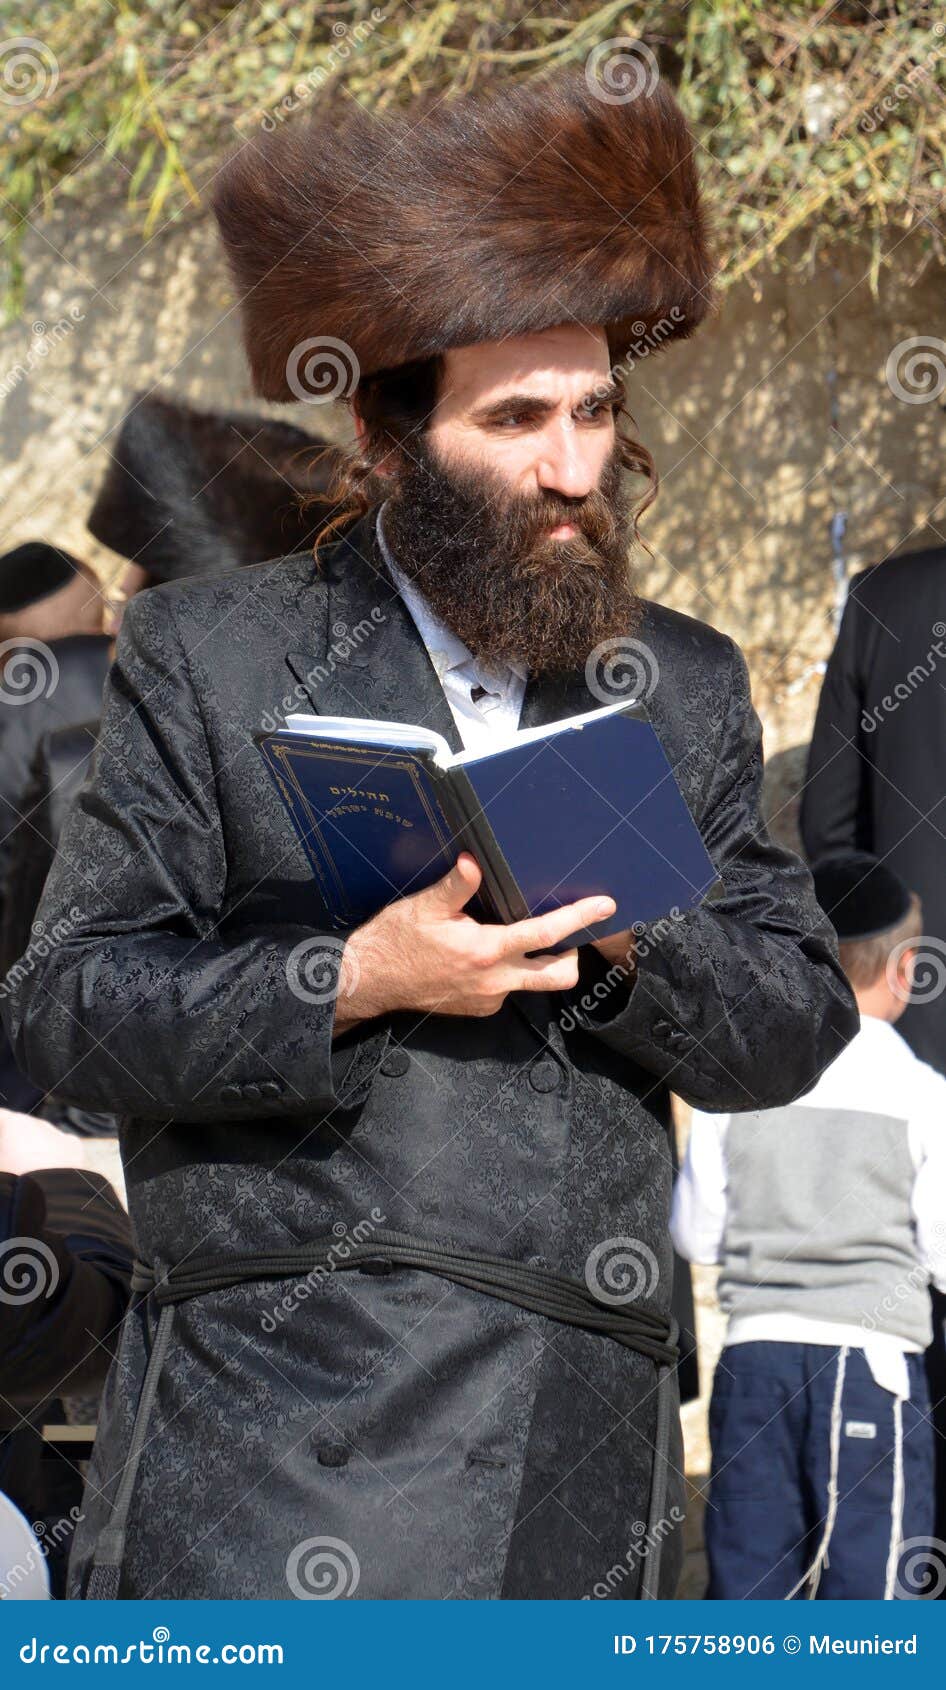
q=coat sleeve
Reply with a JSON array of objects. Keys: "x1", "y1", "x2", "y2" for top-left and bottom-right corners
[
  {"x1": 1, "y1": 591, "x2": 387, "y2": 1122},
  {"x1": 563, "y1": 637, "x2": 860, "y2": 1110},
  {"x1": 799, "y1": 586, "x2": 873, "y2": 862}
]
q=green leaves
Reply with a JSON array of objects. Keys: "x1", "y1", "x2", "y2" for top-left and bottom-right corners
[{"x1": 2, "y1": 0, "x2": 945, "y2": 322}]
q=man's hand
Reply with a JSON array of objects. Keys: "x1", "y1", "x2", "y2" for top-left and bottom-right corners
[
  {"x1": 590, "y1": 928, "x2": 638, "y2": 976},
  {"x1": 332, "y1": 852, "x2": 616, "y2": 1036}
]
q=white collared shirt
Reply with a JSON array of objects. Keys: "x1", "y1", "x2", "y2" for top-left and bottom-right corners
[{"x1": 375, "y1": 502, "x2": 527, "y2": 754}]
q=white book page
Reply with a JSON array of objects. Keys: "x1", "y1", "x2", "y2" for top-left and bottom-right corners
[
  {"x1": 283, "y1": 713, "x2": 452, "y2": 764},
  {"x1": 281, "y1": 696, "x2": 634, "y2": 769},
  {"x1": 448, "y1": 695, "x2": 632, "y2": 765}
]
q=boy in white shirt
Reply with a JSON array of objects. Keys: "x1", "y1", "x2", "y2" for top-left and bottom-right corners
[{"x1": 672, "y1": 851, "x2": 946, "y2": 1599}]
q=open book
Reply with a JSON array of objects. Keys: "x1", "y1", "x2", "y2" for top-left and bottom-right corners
[{"x1": 257, "y1": 697, "x2": 720, "y2": 947}]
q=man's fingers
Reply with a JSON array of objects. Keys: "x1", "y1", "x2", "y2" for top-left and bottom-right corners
[
  {"x1": 422, "y1": 851, "x2": 482, "y2": 914},
  {"x1": 514, "y1": 948, "x2": 581, "y2": 993},
  {"x1": 500, "y1": 894, "x2": 616, "y2": 957}
]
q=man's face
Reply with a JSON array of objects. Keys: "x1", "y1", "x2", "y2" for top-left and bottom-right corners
[
  {"x1": 375, "y1": 323, "x2": 643, "y2": 676},
  {"x1": 428, "y1": 322, "x2": 620, "y2": 515}
]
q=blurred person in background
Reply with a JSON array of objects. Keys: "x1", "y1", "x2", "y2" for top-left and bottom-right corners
[
  {"x1": 673, "y1": 853, "x2": 946, "y2": 1599},
  {"x1": 801, "y1": 547, "x2": 946, "y2": 1559},
  {"x1": 0, "y1": 544, "x2": 111, "y2": 1117},
  {"x1": 0, "y1": 542, "x2": 109, "y2": 918},
  {"x1": 0, "y1": 1110, "x2": 132, "y2": 1599}
]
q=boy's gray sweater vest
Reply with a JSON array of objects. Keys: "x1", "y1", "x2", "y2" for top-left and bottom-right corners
[{"x1": 719, "y1": 1103, "x2": 931, "y2": 1349}]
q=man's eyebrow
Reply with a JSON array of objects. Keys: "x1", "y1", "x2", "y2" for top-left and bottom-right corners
[
  {"x1": 468, "y1": 379, "x2": 625, "y2": 424},
  {"x1": 468, "y1": 393, "x2": 556, "y2": 424},
  {"x1": 581, "y1": 377, "x2": 625, "y2": 409}
]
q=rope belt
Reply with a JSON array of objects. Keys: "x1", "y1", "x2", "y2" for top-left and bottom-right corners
[{"x1": 86, "y1": 1228, "x2": 679, "y2": 1601}]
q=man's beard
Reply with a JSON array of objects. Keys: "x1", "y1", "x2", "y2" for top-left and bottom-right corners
[{"x1": 378, "y1": 436, "x2": 644, "y2": 676}]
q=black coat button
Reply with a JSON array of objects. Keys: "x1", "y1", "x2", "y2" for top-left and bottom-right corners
[
  {"x1": 259, "y1": 1080, "x2": 281, "y2": 1099},
  {"x1": 314, "y1": 1441, "x2": 350, "y2": 1468},
  {"x1": 380, "y1": 1050, "x2": 409, "y2": 1077},
  {"x1": 528, "y1": 1059, "x2": 561, "y2": 1093},
  {"x1": 243, "y1": 1082, "x2": 262, "y2": 1102},
  {"x1": 523, "y1": 1054, "x2": 560, "y2": 1095},
  {"x1": 652, "y1": 1018, "x2": 671, "y2": 1038},
  {"x1": 220, "y1": 1084, "x2": 240, "y2": 1104}
]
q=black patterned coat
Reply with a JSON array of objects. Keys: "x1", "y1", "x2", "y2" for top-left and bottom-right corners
[{"x1": 3, "y1": 510, "x2": 859, "y2": 1600}]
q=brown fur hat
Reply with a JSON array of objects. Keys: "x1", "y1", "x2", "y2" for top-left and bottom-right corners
[{"x1": 211, "y1": 66, "x2": 716, "y2": 399}]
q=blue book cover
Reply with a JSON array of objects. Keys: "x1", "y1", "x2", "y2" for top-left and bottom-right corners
[{"x1": 257, "y1": 700, "x2": 721, "y2": 946}]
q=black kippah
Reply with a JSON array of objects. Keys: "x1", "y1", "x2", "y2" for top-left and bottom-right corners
[
  {"x1": 0, "y1": 542, "x2": 83, "y2": 614},
  {"x1": 812, "y1": 850, "x2": 912, "y2": 941}
]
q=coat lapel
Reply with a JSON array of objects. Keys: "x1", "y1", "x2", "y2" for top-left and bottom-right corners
[{"x1": 284, "y1": 510, "x2": 464, "y2": 755}]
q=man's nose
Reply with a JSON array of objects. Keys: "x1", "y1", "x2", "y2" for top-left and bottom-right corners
[{"x1": 535, "y1": 419, "x2": 599, "y2": 500}]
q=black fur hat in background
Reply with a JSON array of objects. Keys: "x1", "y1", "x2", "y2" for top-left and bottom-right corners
[
  {"x1": 0, "y1": 543, "x2": 88, "y2": 612},
  {"x1": 210, "y1": 65, "x2": 717, "y2": 399},
  {"x1": 87, "y1": 393, "x2": 342, "y2": 579}
]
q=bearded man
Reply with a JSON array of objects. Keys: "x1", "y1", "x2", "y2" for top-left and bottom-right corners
[{"x1": 3, "y1": 69, "x2": 858, "y2": 1601}]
